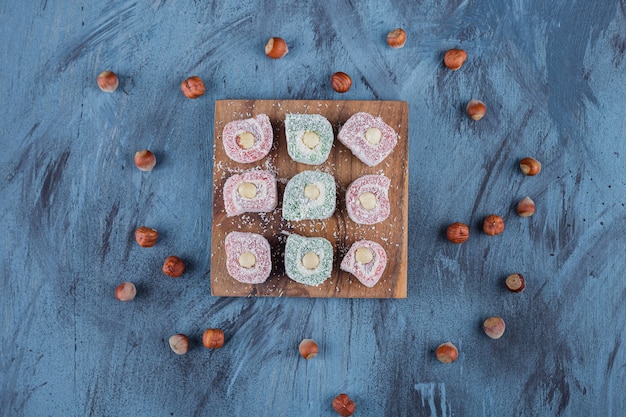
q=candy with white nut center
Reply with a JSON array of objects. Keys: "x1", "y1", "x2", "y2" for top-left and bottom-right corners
[
  {"x1": 285, "y1": 234, "x2": 333, "y2": 286},
  {"x1": 338, "y1": 112, "x2": 398, "y2": 167},
  {"x1": 285, "y1": 113, "x2": 333, "y2": 165},
  {"x1": 345, "y1": 174, "x2": 391, "y2": 224},
  {"x1": 222, "y1": 114, "x2": 273, "y2": 163},
  {"x1": 225, "y1": 232, "x2": 272, "y2": 284},
  {"x1": 282, "y1": 170, "x2": 336, "y2": 221},
  {"x1": 223, "y1": 170, "x2": 277, "y2": 216},
  {"x1": 340, "y1": 240, "x2": 387, "y2": 288}
]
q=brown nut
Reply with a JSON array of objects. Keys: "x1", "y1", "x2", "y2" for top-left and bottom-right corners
[
  {"x1": 181, "y1": 76, "x2": 205, "y2": 99},
  {"x1": 387, "y1": 28, "x2": 407, "y2": 48},
  {"x1": 332, "y1": 393, "x2": 356, "y2": 417},
  {"x1": 435, "y1": 342, "x2": 459, "y2": 363},
  {"x1": 265, "y1": 37, "x2": 288, "y2": 59},
  {"x1": 135, "y1": 226, "x2": 158, "y2": 248},
  {"x1": 444, "y1": 49, "x2": 467, "y2": 70},
  {"x1": 169, "y1": 334, "x2": 189, "y2": 355},
  {"x1": 505, "y1": 273, "x2": 526, "y2": 293},
  {"x1": 483, "y1": 214, "x2": 504, "y2": 236},
  {"x1": 162, "y1": 256, "x2": 185, "y2": 278},
  {"x1": 466, "y1": 99, "x2": 486, "y2": 120},
  {"x1": 517, "y1": 196, "x2": 536, "y2": 217},
  {"x1": 330, "y1": 72, "x2": 352, "y2": 93},
  {"x1": 115, "y1": 282, "x2": 136, "y2": 302},
  {"x1": 134, "y1": 150, "x2": 156, "y2": 171},
  {"x1": 483, "y1": 316, "x2": 506, "y2": 339},
  {"x1": 446, "y1": 222, "x2": 470, "y2": 244},
  {"x1": 299, "y1": 339, "x2": 319, "y2": 359},
  {"x1": 520, "y1": 157, "x2": 541, "y2": 176},
  {"x1": 97, "y1": 70, "x2": 119, "y2": 92},
  {"x1": 202, "y1": 328, "x2": 225, "y2": 349}
]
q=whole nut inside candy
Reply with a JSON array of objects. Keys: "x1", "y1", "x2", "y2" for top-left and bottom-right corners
[
  {"x1": 483, "y1": 316, "x2": 506, "y2": 339},
  {"x1": 517, "y1": 196, "x2": 536, "y2": 217},
  {"x1": 330, "y1": 72, "x2": 352, "y2": 93},
  {"x1": 483, "y1": 214, "x2": 504, "y2": 236},
  {"x1": 332, "y1": 393, "x2": 356, "y2": 417},
  {"x1": 134, "y1": 150, "x2": 156, "y2": 171},
  {"x1": 436, "y1": 342, "x2": 459, "y2": 363},
  {"x1": 446, "y1": 222, "x2": 470, "y2": 244},
  {"x1": 299, "y1": 339, "x2": 319, "y2": 359},
  {"x1": 520, "y1": 157, "x2": 542, "y2": 176},
  {"x1": 505, "y1": 273, "x2": 526, "y2": 293},
  {"x1": 444, "y1": 49, "x2": 467, "y2": 70},
  {"x1": 466, "y1": 99, "x2": 486, "y2": 120},
  {"x1": 169, "y1": 334, "x2": 189, "y2": 355},
  {"x1": 181, "y1": 76, "x2": 206, "y2": 99},
  {"x1": 135, "y1": 226, "x2": 158, "y2": 248},
  {"x1": 97, "y1": 70, "x2": 119, "y2": 92},
  {"x1": 386, "y1": 28, "x2": 407, "y2": 48},
  {"x1": 162, "y1": 256, "x2": 185, "y2": 277},
  {"x1": 202, "y1": 328, "x2": 225, "y2": 349},
  {"x1": 265, "y1": 37, "x2": 288, "y2": 59},
  {"x1": 115, "y1": 282, "x2": 136, "y2": 302}
]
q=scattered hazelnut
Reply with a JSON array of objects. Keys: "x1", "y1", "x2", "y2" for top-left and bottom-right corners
[
  {"x1": 134, "y1": 150, "x2": 156, "y2": 172},
  {"x1": 483, "y1": 214, "x2": 504, "y2": 236},
  {"x1": 330, "y1": 72, "x2": 352, "y2": 93},
  {"x1": 444, "y1": 49, "x2": 467, "y2": 70},
  {"x1": 97, "y1": 70, "x2": 119, "y2": 93},
  {"x1": 435, "y1": 342, "x2": 459, "y2": 364},
  {"x1": 169, "y1": 334, "x2": 189, "y2": 355},
  {"x1": 162, "y1": 256, "x2": 185, "y2": 278},
  {"x1": 181, "y1": 76, "x2": 206, "y2": 99},
  {"x1": 202, "y1": 328, "x2": 225, "y2": 349},
  {"x1": 483, "y1": 316, "x2": 506, "y2": 339},
  {"x1": 115, "y1": 282, "x2": 137, "y2": 302},
  {"x1": 332, "y1": 393, "x2": 356, "y2": 417},
  {"x1": 466, "y1": 99, "x2": 486, "y2": 120},
  {"x1": 446, "y1": 222, "x2": 469, "y2": 244},
  {"x1": 299, "y1": 339, "x2": 319, "y2": 359},
  {"x1": 516, "y1": 196, "x2": 536, "y2": 217},
  {"x1": 505, "y1": 273, "x2": 526, "y2": 293},
  {"x1": 135, "y1": 226, "x2": 158, "y2": 248},
  {"x1": 386, "y1": 28, "x2": 407, "y2": 48},
  {"x1": 358, "y1": 192, "x2": 377, "y2": 210},
  {"x1": 520, "y1": 157, "x2": 541, "y2": 176},
  {"x1": 265, "y1": 37, "x2": 288, "y2": 59}
]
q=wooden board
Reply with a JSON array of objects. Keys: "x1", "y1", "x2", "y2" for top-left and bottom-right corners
[{"x1": 210, "y1": 100, "x2": 409, "y2": 298}]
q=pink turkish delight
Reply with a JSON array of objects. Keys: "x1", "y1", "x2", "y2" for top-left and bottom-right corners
[
  {"x1": 340, "y1": 240, "x2": 387, "y2": 288},
  {"x1": 223, "y1": 170, "x2": 277, "y2": 216},
  {"x1": 337, "y1": 112, "x2": 398, "y2": 167},
  {"x1": 222, "y1": 114, "x2": 273, "y2": 163},
  {"x1": 225, "y1": 232, "x2": 272, "y2": 284},
  {"x1": 345, "y1": 174, "x2": 391, "y2": 224}
]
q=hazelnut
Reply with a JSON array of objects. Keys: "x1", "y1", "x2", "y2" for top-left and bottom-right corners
[
  {"x1": 169, "y1": 334, "x2": 189, "y2": 355},
  {"x1": 355, "y1": 247, "x2": 374, "y2": 264},
  {"x1": 332, "y1": 393, "x2": 356, "y2": 417},
  {"x1": 134, "y1": 150, "x2": 156, "y2": 172},
  {"x1": 238, "y1": 252, "x2": 256, "y2": 268},
  {"x1": 466, "y1": 99, "x2": 486, "y2": 120},
  {"x1": 238, "y1": 182, "x2": 258, "y2": 199},
  {"x1": 302, "y1": 252, "x2": 320, "y2": 270},
  {"x1": 483, "y1": 316, "x2": 506, "y2": 339},
  {"x1": 181, "y1": 76, "x2": 206, "y2": 99},
  {"x1": 265, "y1": 37, "x2": 288, "y2": 59},
  {"x1": 444, "y1": 49, "x2": 467, "y2": 70},
  {"x1": 435, "y1": 342, "x2": 459, "y2": 364},
  {"x1": 302, "y1": 131, "x2": 321, "y2": 149},
  {"x1": 520, "y1": 157, "x2": 541, "y2": 176},
  {"x1": 115, "y1": 282, "x2": 137, "y2": 302},
  {"x1": 299, "y1": 339, "x2": 319, "y2": 359},
  {"x1": 202, "y1": 328, "x2": 225, "y2": 349},
  {"x1": 446, "y1": 222, "x2": 469, "y2": 244},
  {"x1": 97, "y1": 70, "x2": 119, "y2": 93},
  {"x1": 365, "y1": 127, "x2": 382, "y2": 145},
  {"x1": 237, "y1": 132, "x2": 255, "y2": 149},
  {"x1": 304, "y1": 184, "x2": 321, "y2": 200},
  {"x1": 330, "y1": 72, "x2": 352, "y2": 93},
  {"x1": 505, "y1": 273, "x2": 526, "y2": 293},
  {"x1": 162, "y1": 256, "x2": 185, "y2": 278},
  {"x1": 483, "y1": 214, "x2": 504, "y2": 236},
  {"x1": 516, "y1": 196, "x2": 536, "y2": 217},
  {"x1": 386, "y1": 28, "x2": 407, "y2": 48},
  {"x1": 135, "y1": 226, "x2": 158, "y2": 248},
  {"x1": 358, "y1": 192, "x2": 377, "y2": 210}
]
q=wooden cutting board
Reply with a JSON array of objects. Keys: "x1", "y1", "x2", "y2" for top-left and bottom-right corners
[{"x1": 210, "y1": 100, "x2": 409, "y2": 298}]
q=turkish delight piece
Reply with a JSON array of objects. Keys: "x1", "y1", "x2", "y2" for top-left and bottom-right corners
[
  {"x1": 337, "y1": 112, "x2": 398, "y2": 167},
  {"x1": 284, "y1": 234, "x2": 333, "y2": 286},
  {"x1": 223, "y1": 170, "x2": 277, "y2": 216},
  {"x1": 225, "y1": 232, "x2": 272, "y2": 284},
  {"x1": 222, "y1": 114, "x2": 273, "y2": 163},
  {"x1": 282, "y1": 170, "x2": 336, "y2": 221},
  {"x1": 340, "y1": 240, "x2": 387, "y2": 288},
  {"x1": 285, "y1": 113, "x2": 333, "y2": 165},
  {"x1": 345, "y1": 174, "x2": 391, "y2": 225}
]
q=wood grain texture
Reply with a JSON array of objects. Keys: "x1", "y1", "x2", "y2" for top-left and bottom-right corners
[
  {"x1": 211, "y1": 100, "x2": 408, "y2": 298},
  {"x1": 1, "y1": 1, "x2": 625, "y2": 416}
]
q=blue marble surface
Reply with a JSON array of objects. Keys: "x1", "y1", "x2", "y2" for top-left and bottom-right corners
[{"x1": 1, "y1": 1, "x2": 625, "y2": 416}]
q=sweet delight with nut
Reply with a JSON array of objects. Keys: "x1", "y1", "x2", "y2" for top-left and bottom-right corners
[
  {"x1": 282, "y1": 170, "x2": 336, "y2": 221},
  {"x1": 285, "y1": 113, "x2": 334, "y2": 165},
  {"x1": 284, "y1": 234, "x2": 333, "y2": 286},
  {"x1": 340, "y1": 240, "x2": 387, "y2": 288},
  {"x1": 225, "y1": 231, "x2": 272, "y2": 284},
  {"x1": 222, "y1": 114, "x2": 273, "y2": 163},
  {"x1": 338, "y1": 112, "x2": 398, "y2": 167},
  {"x1": 223, "y1": 170, "x2": 278, "y2": 217},
  {"x1": 332, "y1": 393, "x2": 356, "y2": 417},
  {"x1": 162, "y1": 256, "x2": 185, "y2": 278},
  {"x1": 345, "y1": 174, "x2": 391, "y2": 225}
]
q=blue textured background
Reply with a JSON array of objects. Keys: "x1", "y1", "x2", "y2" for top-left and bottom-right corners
[{"x1": 1, "y1": 1, "x2": 625, "y2": 416}]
